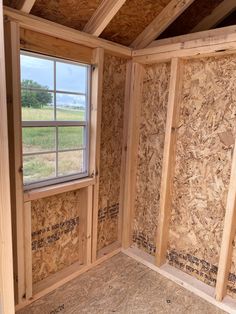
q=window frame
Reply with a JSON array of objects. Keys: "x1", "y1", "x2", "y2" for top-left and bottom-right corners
[{"x1": 21, "y1": 50, "x2": 91, "y2": 190}]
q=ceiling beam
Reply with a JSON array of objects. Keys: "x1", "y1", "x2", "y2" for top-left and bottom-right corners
[
  {"x1": 15, "y1": 0, "x2": 36, "y2": 13},
  {"x1": 4, "y1": 6, "x2": 132, "y2": 57},
  {"x1": 147, "y1": 23, "x2": 236, "y2": 48},
  {"x1": 130, "y1": 0, "x2": 195, "y2": 49},
  {"x1": 191, "y1": 0, "x2": 236, "y2": 33},
  {"x1": 84, "y1": 0, "x2": 126, "y2": 36}
]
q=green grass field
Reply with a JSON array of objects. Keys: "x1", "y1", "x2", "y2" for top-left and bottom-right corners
[{"x1": 23, "y1": 106, "x2": 85, "y2": 184}]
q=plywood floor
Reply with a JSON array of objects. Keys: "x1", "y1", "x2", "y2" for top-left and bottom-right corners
[{"x1": 18, "y1": 253, "x2": 226, "y2": 314}]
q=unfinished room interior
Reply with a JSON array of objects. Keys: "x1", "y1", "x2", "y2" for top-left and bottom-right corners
[{"x1": 4, "y1": 0, "x2": 236, "y2": 313}]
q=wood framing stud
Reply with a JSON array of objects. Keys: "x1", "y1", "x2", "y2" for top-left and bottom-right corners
[
  {"x1": 147, "y1": 24, "x2": 236, "y2": 49},
  {"x1": 132, "y1": 26, "x2": 236, "y2": 64},
  {"x1": 79, "y1": 187, "x2": 93, "y2": 266},
  {"x1": 16, "y1": 0, "x2": 36, "y2": 13},
  {"x1": 156, "y1": 58, "x2": 184, "y2": 267},
  {"x1": 122, "y1": 61, "x2": 144, "y2": 249},
  {"x1": 24, "y1": 201, "x2": 32, "y2": 300},
  {"x1": 4, "y1": 19, "x2": 26, "y2": 305},
  {"x1": 0, "y1": 1, "x2": 15, "y2": 312},
  {"x1": 84, "y1": 0, "x2": 126, "y2": 36},
  {"x1": 4, "y1": 7, "x2": 132, "y2": 57},
  {"x1": 20, "y1": 28, "x2": 93, "y2": 64},
  {"x1": 131, "y1": 0, "x2": 195, "y2": 49},
  {"x1": 191, "y1": 0, "x2": 236, "y2": 33},
  {"x1": 215, "y1": 141, "x2": 236, "y2": 301},
  {"x1": 90, "y1": 48, "x2": 104, "y2": 262}
]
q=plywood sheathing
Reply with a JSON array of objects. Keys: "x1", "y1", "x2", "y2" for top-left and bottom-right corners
[
  {"x1": 3, "y1": 0, "x2": 19, "y2": 7},
  {"x1": 132, "y1": 62, "x2": 170, "y2": 256},
  {"x1": 217, "y1": 10, "x2": 236, "y2": 29},
  {"x1": 31, "y1": 190, "x2": 82, "y2": 284},
  {"x1": 100, "y1": 0, "x2": 172, "y2": 46},
  {"x1": 97, "y1": 54, "x2": 126, "y2": 251},
  {"x1": 17, "y1": 254, "x2": 226, "y2": 314},
  {"x1": 30, "y1": 0, "x2": 103, "y2": 31},
  {"x1": 168, "y1": 55, "x2": 236, "y2": 289},
  {"x1": 228, "y1": 228, "x2": 236, "y2": 296},
  {"x1": 158, "y1": 0, "x2": 224, "y2": 39}
]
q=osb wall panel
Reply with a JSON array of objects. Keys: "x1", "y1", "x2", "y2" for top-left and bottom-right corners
[
  {"x1": 167, "y1": 55, "x2": 236, "y2": 291},
  {"x1": 31, "y1": 0, "x2": 102, "y2": 31},
  {"x1": 97, "y1": 54, "x2": 126, "y2": 251},
  {"x1": 101, "y1": 0, "x2": 171, "y2": 46},
  {"x1": 132, "y1": 62, "x2": 170, "y2": 256},
  {"x1": 32, "y1": 190, "x2": 81, "y2": 284}
]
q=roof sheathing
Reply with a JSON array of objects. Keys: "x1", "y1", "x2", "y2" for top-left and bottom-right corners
[
  {"x1": 100, "y1": 0, "x2": 172, "y2": 46},
  {"x1": 158, "y1": 0, "x2": 224, "y2": 39},
  {"x1": 30, "y1": 0, "x2": 103, "y2": 31}
]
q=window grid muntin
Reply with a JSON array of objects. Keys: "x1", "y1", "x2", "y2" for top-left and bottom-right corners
[{"x1": 21, "y1": 51, "x2": 90, "y2": 190}]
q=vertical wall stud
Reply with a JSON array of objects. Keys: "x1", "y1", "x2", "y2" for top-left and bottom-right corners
[
  {"x1": 90, "y1": 48, "x2": 104, "y2": 262},
  {"x1": 79, "y1": 186, "x2": 93, "y2": 266},
  {"x1": 0, "y1": 2, "x2": 15, "y2": 312},
  {"x1": 122, "y1": 61, "x2": 144, "y2": 249},
  {"x1": 156, "y1": 58, "x2": 184, "y2": 266},
  {"x1": 24, "y1": 201, "x2": 32, "y2": 300},
  {"x1": 215, "y1": 141, "x2": 236, "y2": 301},
  {"x1": 4, "y1": 19, "x2": 25, "y2": 304}
]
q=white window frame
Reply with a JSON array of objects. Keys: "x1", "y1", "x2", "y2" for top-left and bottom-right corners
[{"x1": 21, "y1": 51, "x2": 91, "y2": 190}]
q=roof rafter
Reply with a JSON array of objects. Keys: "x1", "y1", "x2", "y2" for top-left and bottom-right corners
[
  {"x1": 130, "y1": 0, "x2": 195, "y2": 49},
  {"x1": 83, "y1": 0, "x2": 127, "y2": 37},
  {"x1": 15, "y1": 0, "x2": 36, "y2": 13},
  {"x1": 191, "y1": 0, "x2": 236, "y2": 33}
]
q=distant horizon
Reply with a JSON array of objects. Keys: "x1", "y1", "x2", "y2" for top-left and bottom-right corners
[{"x1": 20, "y1": 53, "x2": 88, "y2": 108}]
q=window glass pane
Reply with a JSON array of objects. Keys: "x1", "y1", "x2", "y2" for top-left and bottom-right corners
[
  {"x1": 58, "y1": 127, "x2": 84, "y2": 150},
  {"x1": 56, "y1": 93, "x2": 86, "y2": 121},
  {"x1": 56, "y1": 62, "x2": 87, "y2": 93},
  {"x1": 21, "y1": 91, "x2": 54, "y2": 121},
  {"x1": 20, "y1": 54, "x2": 54, "y2": 90},
  {"x1": 23, "y1": 153, "x2": 56, "y2": 183},
  {"x1": 58, "y1": 150, "x2": 84, "y2": 176},
  {"x1": 23, "y1": 127, "x2": 56, "y2": 154}
]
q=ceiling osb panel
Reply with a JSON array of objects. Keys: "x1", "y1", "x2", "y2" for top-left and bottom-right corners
[
  {"x1": 158, "y1": 0, "x2": 224, "y2": 39},
  {"x1": 31, "y1": 0, "x2": 103, "y2": 31},
  {"x1": 100, "y1": 0, "x2": 172, "y2": 46},
  {"x1": 216, "y1": 9, "x2": 236, "y2": 28},
  {"x1": 3, "y1": 0, "x2": 19, "y2": 7}
]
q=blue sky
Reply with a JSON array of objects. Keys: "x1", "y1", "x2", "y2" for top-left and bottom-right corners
[{"x1": 20, "y1": 54, "x2": 87, "y2": 106}]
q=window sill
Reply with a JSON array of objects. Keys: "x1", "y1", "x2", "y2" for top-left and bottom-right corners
[{"x1": 24, "y1": 176, "x2": 95, "y2": 202}]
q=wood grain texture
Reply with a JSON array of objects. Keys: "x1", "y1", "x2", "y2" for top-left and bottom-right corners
[
  {"x1": 31, "y1": 190, "x2": 82, "y2": 284},
  {"x1": 132, "y1": 62, "x2": 170, "y2": 256},
  {"x1": 4, "y1": 19, "x2": 25, "y2": 304},
  {"x1": 90, "y1": 48, "x2": 104, "y2": 262},
  {"x1": 156, "y1": 58, "x2": 184, "y2": 267},
  {"x1": 31, "y1": 0, "x2": 103, "y2": 31},
  {"x1": 0, "y1": 2, "x2": 15, "y2": 312},
  {"x1": 168, "y1": 55, "x2": 236, "y2": 288},
  {"x1": 20, "y1": 28, "x2": 93, "y2": 64},
  {"x1": 191, "y1": 0, "x2": 236, "y2": 33},
  {"x1": 17, "y1": 254, "x2": 225, "y2": 314},
  {"x1": 121, "y1": 61, "x2": 144, "y2": 249},
  {"x1": 100, "y1": 0, "x2": 171, "y2": 46},
  {"x1": 158, "y1": 0, "x2": 224, "y2": 39},
  {"x1": 97, "y1": 54, "x2": 126, "y2": 251},
  {"x1": 131, "y1": 0, "x2": 195, "y2": 49},
  {"x1": 215, "y1": 136, "x2": 236, "y2": 301},
  {"x1": 84, "y1": 0, "x2": 127, "y2": 36}
]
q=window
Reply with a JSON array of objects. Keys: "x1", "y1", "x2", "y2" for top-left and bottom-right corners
[{"x1": 20, "y1": 51, "x2": 90, "y2": 189}]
